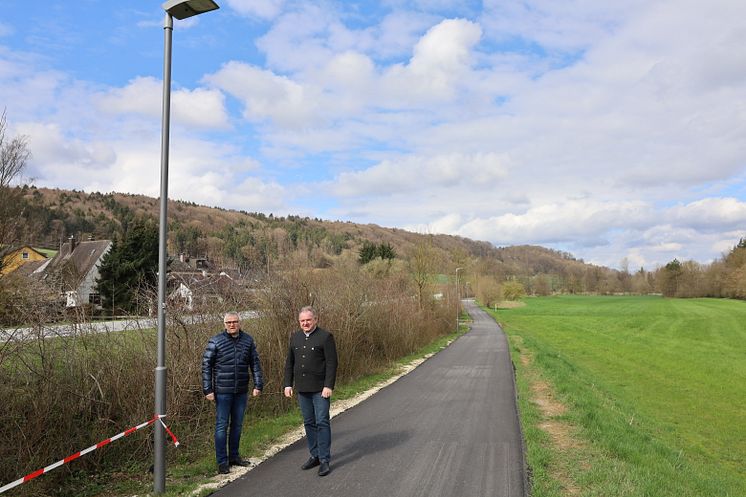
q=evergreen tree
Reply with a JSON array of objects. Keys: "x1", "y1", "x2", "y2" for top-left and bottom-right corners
[
  {"x1": 377, "y1": 242, "x2": 396, "y2": 260},
  {"x1": 358, "y1": 240, "x2": 378, "y2": 264},
  {"x1": 97, "y1": 218, "x2": 159, "y2": 314},
  {"x1": 660, "y1": 258, "x2": 683, "y2": 297},
  {"x1": 359, "y1": 240, "x2": 396, "y2": 264}
]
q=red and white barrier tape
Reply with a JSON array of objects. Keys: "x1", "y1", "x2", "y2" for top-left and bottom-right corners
[{"x1": 0, "y1": 415, "x2": 179, "y2": 494}]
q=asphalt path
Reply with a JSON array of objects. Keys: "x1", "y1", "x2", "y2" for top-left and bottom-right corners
[{"x1": 212, "y1": 300, "x2": 527, "y2": 497}]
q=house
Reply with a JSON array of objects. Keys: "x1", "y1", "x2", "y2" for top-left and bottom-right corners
[
  {"x1": 168, "y1": 272, "x2": 244, "y2": 311},
  {"x1": 170, "y1": 254, "x2": 212, "y2": 276},
  {"x1": 37, "y1": 237, "x2": 113, "y2": 308},
  {"x1": 0, "y1": 245, "x2": 48, "y2": 276}
]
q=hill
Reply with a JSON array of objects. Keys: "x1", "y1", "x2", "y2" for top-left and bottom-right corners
[{"x1": 12, "y1": 185, "x2": 622, "y2": 293}]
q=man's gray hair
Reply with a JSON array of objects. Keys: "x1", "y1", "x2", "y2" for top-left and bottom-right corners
[
  {"x1": 224, "y1": 311, "x2": 240, "y2": 321},
  {"x1": 299, "y1": 305, "x2": 317, "y2": 318}
]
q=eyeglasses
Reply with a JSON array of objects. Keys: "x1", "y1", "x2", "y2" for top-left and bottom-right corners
[{"x1": 224, "y1": 320, "x2": 239, "y2": 325}]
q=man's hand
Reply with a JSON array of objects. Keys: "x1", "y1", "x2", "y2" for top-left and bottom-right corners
[
  {"x1": 205, "y1": 393, "x2": 214, "y2": 401},
  {"x1": 252, "y1": 388, "x2": 261, "y2": 397},
  {"x1": 284, "y1": 386, "x2": 293, "y2": 398},
  {"x1": 321, "y1": 387, "x2": 333, "y2": 399}
]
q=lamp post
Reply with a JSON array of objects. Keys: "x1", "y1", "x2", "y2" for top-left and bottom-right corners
[
  {"x1": 155, "y1": 1, "x2": 219, "y2": 493},
  {"x1": 455, "y1": 267, "x2": 463, "y2": 330}
]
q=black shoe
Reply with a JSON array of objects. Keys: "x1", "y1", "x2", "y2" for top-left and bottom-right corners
[
  {"x1": 218, "y1": 464, "x2": 230, "y2": 474},
  {"x1": 230, "y1": 458, "x2": 251, "y2": 467},
  {"x1": 318, "y1": 461, "x2": 330, "y2": 477},
  {"x1": 301, "y1": 456, "x2": 320, "y2": 470}
]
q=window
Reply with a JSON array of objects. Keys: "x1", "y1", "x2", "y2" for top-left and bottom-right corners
[{"x1": 22, "y1": 252, "x2": 29, "y2": 259}]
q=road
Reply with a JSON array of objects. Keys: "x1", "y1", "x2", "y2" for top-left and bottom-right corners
[
  {"x1": 0, "y1": 311, "x2": 257, "y2": 341},
  {"x1": 212, "y1": 299, "x2": 527, "y2": 497}
]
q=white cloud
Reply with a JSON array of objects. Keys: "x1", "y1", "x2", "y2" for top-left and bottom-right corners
[
  {"x1": 321, "y1": 51, "x2": 375, "y2": 93},
  {"x1": 18, "y1": 122, "x2": 117, "y2": 184},
  {"x1": 332, "y1": 152, "x2": 508, "y2": 197},
  {"x1": 667, "y1": 198, "x2": 746, "y2": 233},
  {"x1": 453, "y1": 199, "x2": 653, "y2": 245},
  {"x1": 205, "y1": 62, "x2": 319, "y2": 128},
  {"x1": 96, "y1": 77, "x2": 229, "y2": 129},
  {"x1": 380, "y1": 19, "x2": 481, "y2": 102},
  {"x1": 226, "y1": 0, "x2": 287, "y2": 20},
  {"x1": 367, "y1": 11, "x2": 436, "y2": 60},
  {"x1": 208, "y1": 18, "x2": 485, "y2": 130},
  {"x1": 255, "y1": 4, "x2": 343, "y2": 73},
  {"x1": 480, "y1": 0, "x2": 642, "y2": 53}
]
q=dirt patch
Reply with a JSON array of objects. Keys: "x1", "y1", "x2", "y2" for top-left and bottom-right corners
[
  {"x1": 497, "y1": 300, "x2": 526, "y2": 309},
  {"x1": 531, "y1": 381, "x2": 566, "y2": 417},
  {"x1": 510, "y1": 335, "x2": 531, "y2": 367},
  {"x1": 523, "y1": 354, "x2": 587, "y2": 496}
]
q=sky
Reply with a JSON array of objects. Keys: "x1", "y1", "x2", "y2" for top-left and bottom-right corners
[{"x1": 1, "y1": 0, "x2": 745, "y2": 270}]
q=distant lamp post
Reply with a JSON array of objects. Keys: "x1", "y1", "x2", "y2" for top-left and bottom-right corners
[
  {"x1": 154, "y1": 0, "x2": 219, "y2": 494},
  {"x1": 455, "y1": 267, "x2": 463, "y2": 330}
]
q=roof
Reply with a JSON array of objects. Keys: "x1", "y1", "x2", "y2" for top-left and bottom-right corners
[
  {"x1": 46, "y1": 240, "x2": 112, "y2": 273},
  {"x1": 13, "y1": 258, "x2": 51, "y2": 277},
  {"x1": 37, "y1": 240, "x2": 113, "y2": 288},
  {"x1": 1, "y1": 244, "x2": 47, "y2": 258},
  {"x1": 168, "y1": 272, "x2": 240, "y2": 294},
  {"x1": 0, "y1": 245, "x2": 49, "y2": 275}
]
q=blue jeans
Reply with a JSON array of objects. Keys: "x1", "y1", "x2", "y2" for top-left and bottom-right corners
[
  {"x1": 298, "y1": 391, "x2": 331, "y2": 462},
  {"x1": 214, "y1": 392, "x2": 248, "y2": 466}
]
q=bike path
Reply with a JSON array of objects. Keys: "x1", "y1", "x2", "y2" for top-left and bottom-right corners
[{"x1": 212, "y1": 299, "x2": 527, "y2": 497}]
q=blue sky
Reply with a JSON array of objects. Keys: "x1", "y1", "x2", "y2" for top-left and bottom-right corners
[{"x1": 2, "y1": 0, "x2": 746, "y2": 269}]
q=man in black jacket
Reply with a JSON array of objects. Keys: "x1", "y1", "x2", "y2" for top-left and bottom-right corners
[
  {"x1": 202, "y1": 312, "x2": 264, "y2": 474},
  {"x1": 284, "y1": 306, "x2": 338, "y2": 477}
]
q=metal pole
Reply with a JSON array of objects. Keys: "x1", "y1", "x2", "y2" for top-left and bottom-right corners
[
  {"x1": 455, "y1": 267, "x2": 462, "y2": 330},
  {"x1": 154, "y1": 12, "x2": 173, "y2": 494}
]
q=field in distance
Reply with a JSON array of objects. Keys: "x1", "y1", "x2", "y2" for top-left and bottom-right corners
[{"x1": 494, "y1": 295, "x2": 746, "y2": 497}]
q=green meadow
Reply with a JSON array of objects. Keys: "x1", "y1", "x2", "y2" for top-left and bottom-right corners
[{"x1": 492, "y1": 295, "x2": 746, "y2": 497}]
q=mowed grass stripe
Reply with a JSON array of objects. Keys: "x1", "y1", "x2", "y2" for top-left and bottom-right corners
[{"x1": 493, "y1": 295, "x2": 746, "y2": 497}]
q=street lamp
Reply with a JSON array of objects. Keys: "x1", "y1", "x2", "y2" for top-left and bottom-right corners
[
  {"x1": 455, "y1": 267, "x2": 463, "y2": 330},
  {"x1": 155, "y1": 1, "x2": 219, "y2": 493}
]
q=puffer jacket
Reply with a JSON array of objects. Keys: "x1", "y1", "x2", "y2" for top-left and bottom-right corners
[{"x1": 202, "y1": 330, "x2": 264, "y2": 395}]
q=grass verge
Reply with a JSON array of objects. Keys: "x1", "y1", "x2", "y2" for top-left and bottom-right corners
[{"x1": 492, "y1": 295, "x2": 746, "y2": 497}]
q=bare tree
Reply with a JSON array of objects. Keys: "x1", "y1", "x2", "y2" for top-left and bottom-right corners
[
  {"x1": 0, "y1": 109, "x2": 30, "y2": 190},
  {"x1": 0, "y1": 109, "x2": 31, "y2": 252},
  {"x1": 408, "y1": 238, "x2": 439, "y2": 309}
]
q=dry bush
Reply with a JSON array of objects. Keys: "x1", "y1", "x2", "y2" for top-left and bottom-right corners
[
  {"x1": 475, "y1": 275, "x2": 503, "y2": 307},
  {"x1": 253, "y1": 261, "x2": 451, "y2": 383}
]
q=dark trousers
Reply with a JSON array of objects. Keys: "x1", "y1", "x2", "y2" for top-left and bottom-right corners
[
  {"x1": 214, "y1": 392, "x2": 248, "y2": 466},
  {"x1": 298, "y1": 391, "x2": 331, "y2": 462}
]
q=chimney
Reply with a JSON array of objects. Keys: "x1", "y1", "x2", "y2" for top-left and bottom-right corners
[{"x1": 69, "y1": 236, "x2": 76, "y2": 253}]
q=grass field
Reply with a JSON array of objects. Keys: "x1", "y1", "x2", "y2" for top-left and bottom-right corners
[{"x1": 491, "y1": 295, "x2": 746, "y2": 497}]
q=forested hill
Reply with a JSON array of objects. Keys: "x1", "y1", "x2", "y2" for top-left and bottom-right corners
[{"x1": 12, "y1": 185, "x2": 618, "y2": 291}]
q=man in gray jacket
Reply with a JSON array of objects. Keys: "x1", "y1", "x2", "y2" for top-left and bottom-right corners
[
  {"x1": 203, "y1": 312, "x2": 263, "y2": 474},
  {"x1": 284, "y1": 306, "x2": 338, "y2": 477}
]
